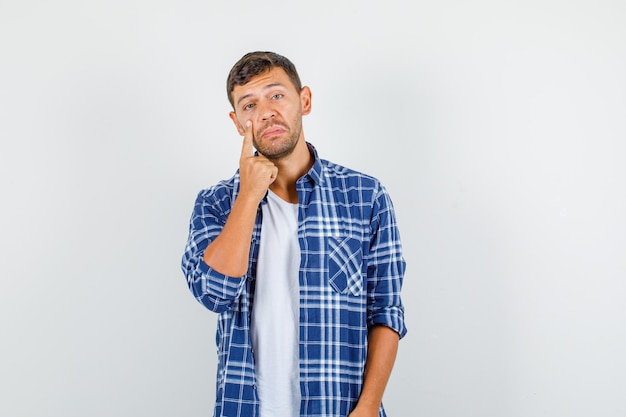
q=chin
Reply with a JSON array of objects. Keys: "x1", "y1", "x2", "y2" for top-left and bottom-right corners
[
  {"x1": 262, "y1": 145, "x2": 297, "y2": 161},
  {"x1": 258, "y1": 137, "x2": 299, "y2": 160}
]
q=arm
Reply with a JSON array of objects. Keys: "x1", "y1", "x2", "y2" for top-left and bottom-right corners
[
  {"x1": 203, "y1": 120, "x2": 277, "y2": 277},
  {"x1": 181, "y1": 120, "x2": 277, "y2": 311},
  {"x1": 201, "y1": 188, "x2": 260, "y2": 277},
  {"x1": 351, "y1": 184, "x2": 406, "y2": 416},
  {"x1": 365, "y1": 184, "x2": 407, "y2": 336},
  {"x1": 349, "y1": 325, "x2": 400, "y2": 417}
]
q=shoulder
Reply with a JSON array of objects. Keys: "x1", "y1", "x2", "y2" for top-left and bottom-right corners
[
  {"x1": 320, "y1": 159, "x2": 384, "y2": 196},
  {"x1": 194, "y1": 172, "x2": 240, "y2": 211},
  {"x1": 320, "y1": 158, "x2": 379, "y2": 184}
]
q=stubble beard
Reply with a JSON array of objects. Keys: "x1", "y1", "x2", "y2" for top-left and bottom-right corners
[{"x1": 253, "y1": 119, "x2": 303, "y2": 161}]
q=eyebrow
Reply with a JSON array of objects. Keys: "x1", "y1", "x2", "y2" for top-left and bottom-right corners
[{"x1": 236, "y1": 83, "x2": 287, "y2": 106}]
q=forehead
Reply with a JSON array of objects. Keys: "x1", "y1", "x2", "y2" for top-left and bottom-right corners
[{"x1": 232, "y1": 67, "x2": 297, "y2": 101}]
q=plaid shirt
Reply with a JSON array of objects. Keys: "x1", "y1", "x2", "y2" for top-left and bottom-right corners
[{"x1": 182, "y1": 144, "x2": 406, "y2": 417}]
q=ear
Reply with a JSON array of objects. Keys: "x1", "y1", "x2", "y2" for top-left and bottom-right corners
[
  {"x1": 229, "y1": 111, "x2": 245, "y2": 136},
  {"x1": 300, "y1": 86, "x2": 312, "y2": 116}
]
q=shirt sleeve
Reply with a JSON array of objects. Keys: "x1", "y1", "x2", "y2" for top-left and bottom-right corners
[
  {"x1": 366, "y1": 184, "x2": 407, "y2": 339},
  {"x1": 181, "y1": 187, "x2": 248, "y2": 313}
]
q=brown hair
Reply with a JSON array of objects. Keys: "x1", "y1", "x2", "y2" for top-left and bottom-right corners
[{"x1": 227, "y1": 51, "x2": 302, "y2": 108}]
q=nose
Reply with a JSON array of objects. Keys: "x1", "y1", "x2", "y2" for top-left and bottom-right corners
[{"x1": 257, "y1": 100, "x2": 276, "y2": 121}]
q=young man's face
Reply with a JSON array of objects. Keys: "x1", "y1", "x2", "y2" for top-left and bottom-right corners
[{"x1": 229, "y1": 66, "x2": 311, "y2": 160}]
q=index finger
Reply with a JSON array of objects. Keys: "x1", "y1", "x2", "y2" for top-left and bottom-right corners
[{"x1": 241, "y1": 120, "x2": 254, "y2": 158}]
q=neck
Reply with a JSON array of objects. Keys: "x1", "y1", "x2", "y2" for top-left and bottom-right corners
[{"x1": 269, "y1": 138, "x2": 313, "y2": 203}]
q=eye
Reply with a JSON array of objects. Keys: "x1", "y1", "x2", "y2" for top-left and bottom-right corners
[
  {"x1": 243, "y1": 103, "x2": 255, "y2": 111},
  {"x1": 271, "y1": 93, "x2": 283, "y2": 100}
]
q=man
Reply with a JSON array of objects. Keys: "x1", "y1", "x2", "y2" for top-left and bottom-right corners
[{"x1": 181, "y1": 51, "x2": 406, "y2": 417}]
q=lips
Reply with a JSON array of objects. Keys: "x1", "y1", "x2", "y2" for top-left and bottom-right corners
[{"x1": 260, "y1": 124, "x2": 286, "y2": 139}]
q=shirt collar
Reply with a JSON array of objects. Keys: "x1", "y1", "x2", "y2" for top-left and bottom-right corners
[{"x1": 301, "y1": 142, "x2": 324, "y2": 186}]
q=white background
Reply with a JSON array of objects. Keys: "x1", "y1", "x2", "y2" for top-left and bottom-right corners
[{"x1": 1, "y1": 1, "x2": 625, "y2": 416}]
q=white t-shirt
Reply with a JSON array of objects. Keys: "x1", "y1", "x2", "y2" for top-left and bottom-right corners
[{"x1": 251, "y1": 190, "x2": 301, "y2": 417}]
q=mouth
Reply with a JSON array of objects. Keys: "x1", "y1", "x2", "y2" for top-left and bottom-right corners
[{"x1": 259, "y1": 124, "x2": 287, "y2": 139}]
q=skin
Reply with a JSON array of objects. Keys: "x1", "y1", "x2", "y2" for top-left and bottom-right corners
[
  {"x1": 349, "y1": 325, "x2": 399, "y2": 417},
  {"x1": 203, "y1": 66, "x2": 399, "y2": 416}
]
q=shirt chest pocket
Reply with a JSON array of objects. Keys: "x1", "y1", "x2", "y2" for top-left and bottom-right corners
[{"x1": 327, "y1": 236, "x2": 364, "y2": 297}]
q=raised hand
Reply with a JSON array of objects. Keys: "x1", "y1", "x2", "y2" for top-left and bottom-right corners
[
  {"x1": 238, "y1": 120, "x2": 278, "y2": 204},
  {"x1": 202, "y1": 120, "x2": 277, "y2": 277}
]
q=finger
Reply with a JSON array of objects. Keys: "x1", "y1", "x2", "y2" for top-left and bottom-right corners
[
  {"x1": 241, "y1": 120, "x2": 254, "y2": 158},
  {"x1": 269, "y1": 165, "x2": 278, "y2": 183}
]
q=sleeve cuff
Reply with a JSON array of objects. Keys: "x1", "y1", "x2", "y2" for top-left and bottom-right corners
[{"x1": 368, "y1": 307, "x2": 407, "y2": 339}]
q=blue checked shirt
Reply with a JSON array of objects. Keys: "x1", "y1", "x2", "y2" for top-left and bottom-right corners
[{"x1": 181, "y1": 144, "x2": 406, "y2": 417}]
